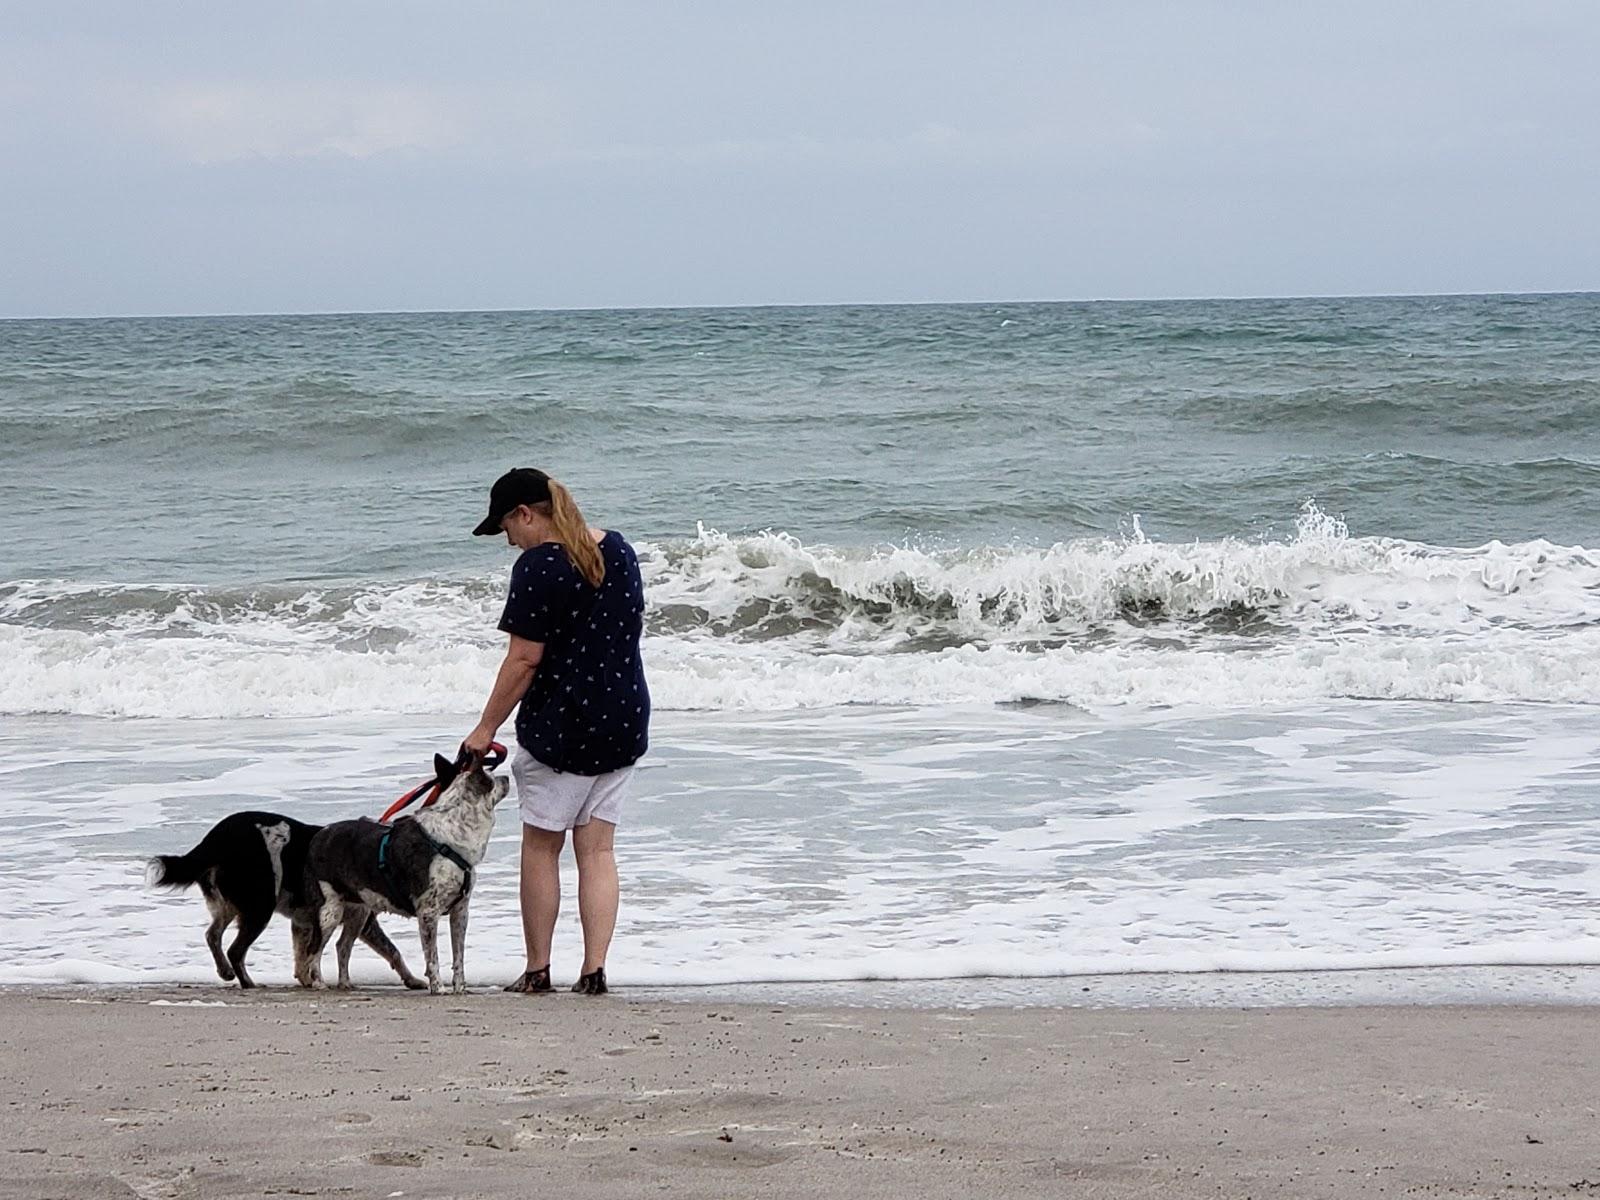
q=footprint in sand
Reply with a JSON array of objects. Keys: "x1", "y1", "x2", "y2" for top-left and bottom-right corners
[
  {"x1": 112, "y1": 1167, "x2": 195, "y2": 1199},
  {"x1": 366, "y1": 1150, "x2": 424, "y2": 1168}
]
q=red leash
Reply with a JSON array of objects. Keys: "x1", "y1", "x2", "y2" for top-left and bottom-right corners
[{"x1": 379, "y1": 741, "x2": 507, "y2": 824}]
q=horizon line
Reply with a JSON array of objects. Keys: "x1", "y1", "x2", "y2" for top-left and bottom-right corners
[{"x1": 3, "y1": 286, "x2": 1596, "y2": 323}]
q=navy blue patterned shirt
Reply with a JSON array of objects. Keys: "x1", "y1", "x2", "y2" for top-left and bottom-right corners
[{"x1": 497, "y1": 530, "x2": 650, "y2": 775}]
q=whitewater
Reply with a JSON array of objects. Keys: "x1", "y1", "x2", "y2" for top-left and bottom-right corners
[{"x1": 6, "y1": 700, "x2": 1600, "y2": 991}]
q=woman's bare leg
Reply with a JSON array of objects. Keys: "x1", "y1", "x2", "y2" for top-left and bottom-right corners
[
  {"x1": 571, "y1": 818, "x2": 618, "y2": 973},
  {"x1": 520, "y1": 825, "x2": 566, "y2": 971}
]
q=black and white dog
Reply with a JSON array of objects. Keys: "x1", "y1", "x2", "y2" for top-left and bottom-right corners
[
  {"x1": 298, "y1": 753, "x2": 510, "y2": 995},
  {"x1": 148, "y1": 812, "x2": 425, "y2": 990}
]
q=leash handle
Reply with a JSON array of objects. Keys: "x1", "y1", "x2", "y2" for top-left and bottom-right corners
[{"x1": 457, "y1": 740, "x2": 508, "y2": 772}]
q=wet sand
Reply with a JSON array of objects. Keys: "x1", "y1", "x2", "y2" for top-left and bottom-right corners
[{"x1": 2, "y1": 988, "x2": 1596, "y2": 1199}]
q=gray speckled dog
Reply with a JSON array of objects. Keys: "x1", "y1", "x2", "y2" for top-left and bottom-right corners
[{"x1": 297, "y1": 753, "x2": 511, "y2": 995}]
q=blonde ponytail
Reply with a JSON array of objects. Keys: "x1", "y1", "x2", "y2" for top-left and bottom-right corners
[{"x1": 540, "y1": 479, "x2": 605, "y2": 588}]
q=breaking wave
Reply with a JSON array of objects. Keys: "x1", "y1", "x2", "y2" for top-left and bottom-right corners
[{"x1": 4, "y1": 505, "x2": 1600, "y2": 718}]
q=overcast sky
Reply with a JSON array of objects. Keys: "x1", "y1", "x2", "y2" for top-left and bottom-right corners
[{"x1": 3, "y1": 2, "x2": 1597, "y2": 317}]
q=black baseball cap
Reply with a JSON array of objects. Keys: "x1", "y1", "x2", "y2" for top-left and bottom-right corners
[{"x1": 472, "y1": 468, "x2": 552, "y2": 536}]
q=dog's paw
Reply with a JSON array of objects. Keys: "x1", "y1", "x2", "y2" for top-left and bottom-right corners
[
  {"x1": 402, "y1": 976, "x2": 427, "y2": 991},
  {"x1": 451, "y1": 979, "x2": 467, "y2": 995},
  {"x1": 215, "y1": 964, "x2": 236, "y2": 982},
  {"x1": 334, "y1": 981, "x2": 355, "y2": 992}
]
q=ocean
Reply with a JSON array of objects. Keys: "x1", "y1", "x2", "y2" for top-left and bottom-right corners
[{"x1": 3, "y1": 293, "x2": 1599, "y2": 998}]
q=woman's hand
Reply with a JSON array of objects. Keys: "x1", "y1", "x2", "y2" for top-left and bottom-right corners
[{"x1": 461, "y1": 724, "x2": 496, "y2": 759}]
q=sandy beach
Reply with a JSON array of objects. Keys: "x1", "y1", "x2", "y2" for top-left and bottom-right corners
[{"x1": 3, "y1": 989, "x2": 1596, "y2": 1199}]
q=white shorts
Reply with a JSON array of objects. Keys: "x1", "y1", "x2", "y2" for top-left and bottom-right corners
[{"x1": 512, "y1": 746, "x2": 634, "y2": 832}]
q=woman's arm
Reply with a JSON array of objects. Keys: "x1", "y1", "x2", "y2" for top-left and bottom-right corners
[{"x1": 463, "y1": 633, "x2": 544, "y2": 755}]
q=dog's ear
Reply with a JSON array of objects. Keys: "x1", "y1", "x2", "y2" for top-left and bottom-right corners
[{"x1": 435, "y1": 753, "x2": 460, "y2": 785}]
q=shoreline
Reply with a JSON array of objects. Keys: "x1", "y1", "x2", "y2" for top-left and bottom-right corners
[
  {"x1": 9, "y1": 963, "x2": 1600, "y2": 1011},
  {"x1": 4, "y1": 988, "x2": 1596, "y2": 1199},
  {"x1": 637, "y1": 964, "x2": 1600, "y2": 1010}
]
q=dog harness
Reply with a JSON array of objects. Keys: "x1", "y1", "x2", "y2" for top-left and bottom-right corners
[{"x1": 376, "y1": 824, "x2": 475, "y2": 917}]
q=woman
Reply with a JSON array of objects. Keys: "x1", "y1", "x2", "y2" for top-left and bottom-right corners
[{"x1": 461, "y1": 468, "x2": 650, "y2": 995}]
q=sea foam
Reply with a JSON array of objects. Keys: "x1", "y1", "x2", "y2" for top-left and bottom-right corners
[{"x1": 4, "y1": 704, "x2": 1599, "y2": 988}]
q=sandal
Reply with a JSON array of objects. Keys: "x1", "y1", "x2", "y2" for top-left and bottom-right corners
[
  {"x1": 504, "y1": 965, "x2": 552, "y2": 993},
  {"x1": 572, "y1": 966, "x2": 608, "y2": 995}
]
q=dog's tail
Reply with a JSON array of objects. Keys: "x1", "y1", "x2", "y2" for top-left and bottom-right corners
[
  {"x1": 145, "y1": 821, "x2": 238, "y2": 889},
  {"x1": 146, "y1": 851, "x2": 206, "y2": 889}
]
